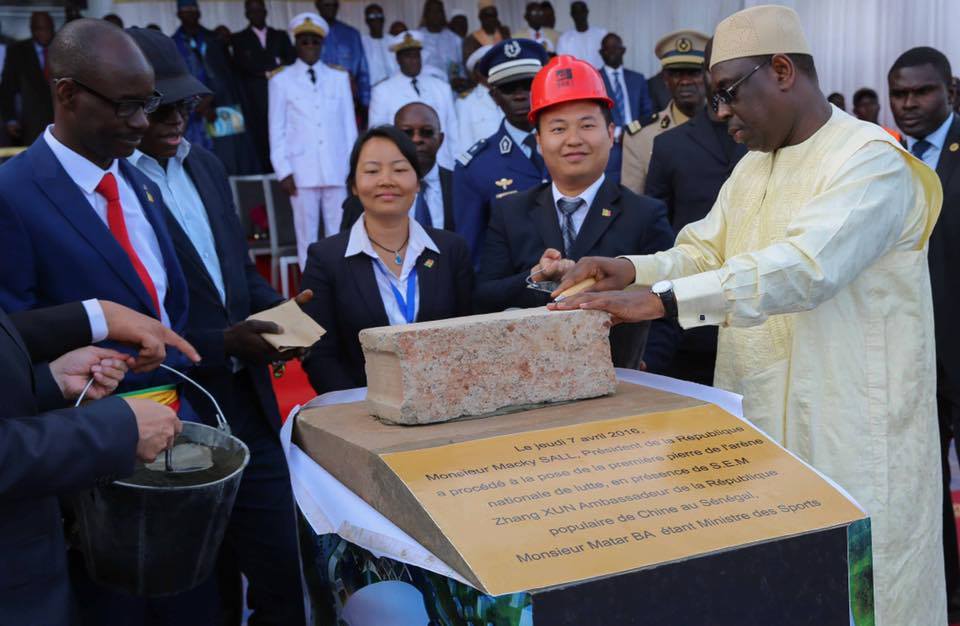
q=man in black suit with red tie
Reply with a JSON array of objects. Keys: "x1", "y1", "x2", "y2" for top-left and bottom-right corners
[
  {"x1": 889, "y1": 45, "x2": 960, "y2": 619},
  {"x1": 0, "y1": 11, "x2": 55, "y2": 145},
  {"x1": 231, "y1": 0, "x2": 295, "y2": 173}
]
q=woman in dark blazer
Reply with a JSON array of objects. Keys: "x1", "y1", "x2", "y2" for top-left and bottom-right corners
[{"x1": 300, "y1": 125, "x2": 474, "y2": 394}]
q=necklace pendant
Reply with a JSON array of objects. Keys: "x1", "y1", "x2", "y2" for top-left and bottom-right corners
[{"x1": 395, "y1": 252, "x2": 403, "y2": 265}]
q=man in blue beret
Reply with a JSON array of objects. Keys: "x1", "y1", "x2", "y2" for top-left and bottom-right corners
[{"x1": 452, "y1": 38, "x2": 549, "y2": 265}]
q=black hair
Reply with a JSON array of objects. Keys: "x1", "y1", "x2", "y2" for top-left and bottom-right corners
[
  {"x1": 889, "y1": 46, "x2": 952, "y2": 85},
  {"x1": 852, "y1": 87, "x2": 877, "y2": 105},
  {"x1": 534, "y1": 99, "x2": 614, "y2": 131},
  {"x1": 346, "y1": 125, "x2": 423, "y2": 190}
]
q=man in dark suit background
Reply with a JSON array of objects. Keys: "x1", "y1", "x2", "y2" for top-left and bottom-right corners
[
  {"x1": 598, "y1": 32, "x2": 651, "y2": 186},
  {"x1": 644, "y1": 52, "x2": 746, "y2": 386},
  {"x1": 0, "y1": 11, "x2": 55, "y2": 146},
  {"x1": 0, "y1": 298, "x2": 194, "y2": 625},
  {"x1": 230, "y1": 0, "x2": 294, "y2": 173},
  {"x1": 889, "y1": 45, "x2": 960, "y2": 620},
  {"x1": 476, "y1": 54, "x2": 678, "y2": 371},
  {"x1": 341, "y1": 102, "x2": 455, "y2": 232},
  {"x1": 128, "y1": 27, "x2": 307, "y2": 625}
]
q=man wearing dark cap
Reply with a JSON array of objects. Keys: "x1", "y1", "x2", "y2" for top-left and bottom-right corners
[
  {"x1": 127, "y1": 27, "x2": 308, "y2": 625},
  {"x1": 453, "y1": 38, "x2": 549, "y2": 264}
]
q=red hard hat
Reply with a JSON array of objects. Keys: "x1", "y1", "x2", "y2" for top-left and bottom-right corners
[{"x1": 528, "y1": 55, "x2": 614, "y2": 124}]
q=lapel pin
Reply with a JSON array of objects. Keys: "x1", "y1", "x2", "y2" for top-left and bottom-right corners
[
  {"x1": 950, "y1": 142, "x2": 959, "y2": 153},
  {"x1": 494, "y1": 177, "x2": 513, "y2": 190},
  {"x1": 423, "y1": 259, "x2": 435, "y2": 268},
  {"x1": 601, "y1": 208, "x2": 612, "y2": 217}
]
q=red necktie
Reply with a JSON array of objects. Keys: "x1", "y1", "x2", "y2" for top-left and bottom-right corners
[{"x1": 96, "y1": 173, "x2": 161, "y2": 317}]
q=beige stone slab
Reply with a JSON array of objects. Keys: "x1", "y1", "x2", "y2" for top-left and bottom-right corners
[{"x1": 359, "y1": 308, "x2": 617, "y2": 425}]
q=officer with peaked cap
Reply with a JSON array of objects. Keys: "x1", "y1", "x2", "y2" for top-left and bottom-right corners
[
  {"x1": 269, "y1": 12, "x2": 357, "y2": 267},
  {"x1": 621, "y1": 29, "x2": 708, "y2": 194},
  {"x1": 453, "y1": 38, "x2": 549, "y2": 264},
  {"x1": 368, "y1": 30, "x2": 460, "y2": 168}
]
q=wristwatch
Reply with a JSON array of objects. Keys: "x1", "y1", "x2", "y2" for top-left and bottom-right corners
[{"x1": 651, "y1": 280, "x2": 678, "y2": 320}]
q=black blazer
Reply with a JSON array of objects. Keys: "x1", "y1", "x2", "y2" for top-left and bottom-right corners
[
  {"x1": 340, "y1": 167, "x2": 456, "y2": 233},
  {"x1": 645, "y1": 106, "x2": 747, "y2": 233},
  {"x1": 0, "y1": 303, "x2": 136, "y2": 625},
  {"x1": 300, "y1": 227, "x2": 473, "y2": 394},
  {"x1": 930, "y1": 113, "x2": 960, "y2": 401},
  {"x1": 160, "y1": 145, "x2": 285, "y2": 430},
  {"x1": 0, "y1": 38, "x2": 53, "y2": 145},
  {"x1": 474, "y1": 178, "x2": 680, "y2": 371}
]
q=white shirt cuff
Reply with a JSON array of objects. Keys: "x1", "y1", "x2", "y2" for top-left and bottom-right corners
[
  {"x1": 672, "y1": 270, "x2": 727, "y2": 329},
  {"x1": 82, "y1": 299, "x2": 109, "y2": 342}
]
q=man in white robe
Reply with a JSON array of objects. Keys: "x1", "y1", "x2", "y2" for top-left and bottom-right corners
[{"x1": 551, "y1": 6, "x2": 946, "y2": 625}]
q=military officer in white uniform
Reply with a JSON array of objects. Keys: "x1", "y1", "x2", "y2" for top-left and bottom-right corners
[
  {"x1": 269, "y1": 12, "x2": 357, "y2": 268},
  {"x1": 368, "y1": 30, "x2": 460, "y2": 169},
  {"x1": 454, "y1": 44, "x2": 503, "y2": 155},
  {"x1": 621, "y1": 30, "x2": 708, "y2": 194}
]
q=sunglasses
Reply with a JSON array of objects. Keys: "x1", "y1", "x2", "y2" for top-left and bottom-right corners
[
  {"x1": 401, "y1": 127, "x2": 437, "y2": 139},
  {"x1": 711, "y1": 59, "x2": 769, "y2": 113},
  {"x1": 57, "y1": 77, "x2": 162, "y2": 118},
  {"x1": 496, "y1": 79, "x2": 533, "y2": 95},
  {"x1": 149, "y1": 96, "x2": 202, "y2": 121},
  {"x1": 366, "y1": 12, "x2": 384, "y2": 19}
]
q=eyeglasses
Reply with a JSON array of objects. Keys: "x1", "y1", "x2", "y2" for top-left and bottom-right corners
[
  {"x1": 366, "y1": 12, "x2": 384, "y2": 19},
  {"x1": 56, "y1": 77, "x2": 162, "y2": 118},
  {"x1": 710, "y1": 59, "x2": 769, "y2": 113},
  {"x1": 496, "y1": 79, "x2": 533, "y2": 95},
  {"x1": 401, "y1": 127, "x2": 436, "y2": 139},
  {"x1": 149, "y1": 96, "x2": 202, "y2": 121}
]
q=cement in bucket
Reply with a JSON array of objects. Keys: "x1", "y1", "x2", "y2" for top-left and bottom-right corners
[{"x1": 71, "y1": 366, "x2": 250, "y2": 597}]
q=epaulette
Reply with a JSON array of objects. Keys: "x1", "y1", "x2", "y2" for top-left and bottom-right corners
[
  {"x1": 456, "y1": 138, "x2": 487, "y2": 167},
  {"x1": 660, "y1": 115, "x2": 671, "y2": 129},
  {"x1": 266, "y1": 66, "x2": 286, "y2": 80},
  {"x1": 458, "y1": 87, "x2": 474, "y2": 99},
  {"x1": 626, "y1": 120, "x2": 643, "y2": 136},
  {"x1": 326, "y1": 63, "x2": 348, "y2": 73}
]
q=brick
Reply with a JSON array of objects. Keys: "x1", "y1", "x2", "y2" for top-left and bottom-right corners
[{"x1": 359, "y1": 308, "x2": 616, "y2": 424}]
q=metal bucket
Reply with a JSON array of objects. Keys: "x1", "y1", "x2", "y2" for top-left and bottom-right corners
[{"x1": 71, "y1": 365, "x2": 250, "y2": 597}]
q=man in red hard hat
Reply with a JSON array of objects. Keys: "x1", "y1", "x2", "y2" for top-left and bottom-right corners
[{"x1": 475, "y1": 54, "x2": 678, "y2": 370}]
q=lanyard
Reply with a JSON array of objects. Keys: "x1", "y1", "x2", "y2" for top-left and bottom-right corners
[{"x1": 377, "y1": 263, "x2": 418, "y2": 324}]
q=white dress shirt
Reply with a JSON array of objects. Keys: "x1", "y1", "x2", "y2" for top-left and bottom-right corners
[
  {"x1": 411, "y1": 163, "x2": 444, "y2": 229},
  {"x1": 551, "y1": 173, "x2": 605, "y2": 237},
  {"x1": 556, "y1": 27, "x2": 608, "y2": 69},
  {"x1": 44, "y1": 127, "x2": 170, "y2": 326},
  {"x1": 82, "y1": 299, "x2": 109, "y2": 341},
  {"x1": 131, "y1": 140, "x2": 226, "y2": 305},
  {"x1": 603, "y1": 65, "x2": 632, "y2": 124},
  {"x1": 368, "y1": 70, "x2": 460, "y2": 169},
  {"x1": 345, "y1": 216, "x2": 440, "y2": 326},
  {"x1": 904, "y1": 111, "x2": 953, "y2": 170},
  {"x1": 252, "y1": 25, "x2": 268, "y2": 49},
  {"x1": 361, "y1": 34, "x2": 397, "y2": 86},
  {"x1": 454, "y1": 84, "x2": 503, "y2": 155},
  {"x1": 417, "y1": 28, "x2": 464, "y2": 82}
]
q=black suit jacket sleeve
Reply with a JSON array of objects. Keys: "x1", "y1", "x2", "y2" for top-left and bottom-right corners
[
  {"x1": 0, "y1": 396, "x2": 137, "y2": 502},
  {"x1": 474, "y1": 200, "x2": 549, "y2": 313},
  {"x1": 9, "y1": 301, "x2": 92, "y2": 363},
  {"x1": 300, "y1": 242, "x2": 357, "y2": 394},
  {"x1": 644, "y1": 138, "x2": 676, "y2": 228}
]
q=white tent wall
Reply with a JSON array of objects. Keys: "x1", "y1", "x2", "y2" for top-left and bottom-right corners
[{"x1": 3, "y1": 0, "x2": 960, "y2": 126}]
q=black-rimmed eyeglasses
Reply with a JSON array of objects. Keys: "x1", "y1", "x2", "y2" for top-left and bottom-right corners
[
  {"x1": 55, "y1": 77, "x2": 163, "y2": 118},
  {"x1": 710, "y1": 59, "x2": 770, "y2": 113}
]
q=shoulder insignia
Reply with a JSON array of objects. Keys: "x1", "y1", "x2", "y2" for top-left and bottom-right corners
[
  {"x1": 660, "y1": 116, "x2": 671, "y2": 129},
  {"x1": 626, "y1": 120, "x2": 643, "y2": 135},
  {"x1": 266, "y1": 66, "x2": 286, "y2": 80},
  {"x1": 499, "y1": 135, "x2": 513, "y2": 155},
  {"x1": 456, "y1": 138, "x2": 488, "y2": 167},
  {"x1": 326, "y1": 63, "x2": 348, "y2": 73},
  {"x1": 458, "y1": 87, "x2": 474, "y2": 99}
]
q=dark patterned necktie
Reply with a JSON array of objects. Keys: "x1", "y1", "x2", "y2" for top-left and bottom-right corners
[
  {"x1": 556, "y1": 197, "x2": 584, "y2": 256},
  {"x1": 911, "y1": 138, "x2": 932, "y2": 160}
]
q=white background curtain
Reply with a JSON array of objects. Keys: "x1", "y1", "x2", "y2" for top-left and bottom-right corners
[{"x1": 4, "y1": 0, "x2": 960, "y2": 126}]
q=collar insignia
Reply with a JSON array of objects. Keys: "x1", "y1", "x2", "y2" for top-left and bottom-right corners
[{"x1": 499, "y1": 135, "x2": 513, "y2": 154}]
